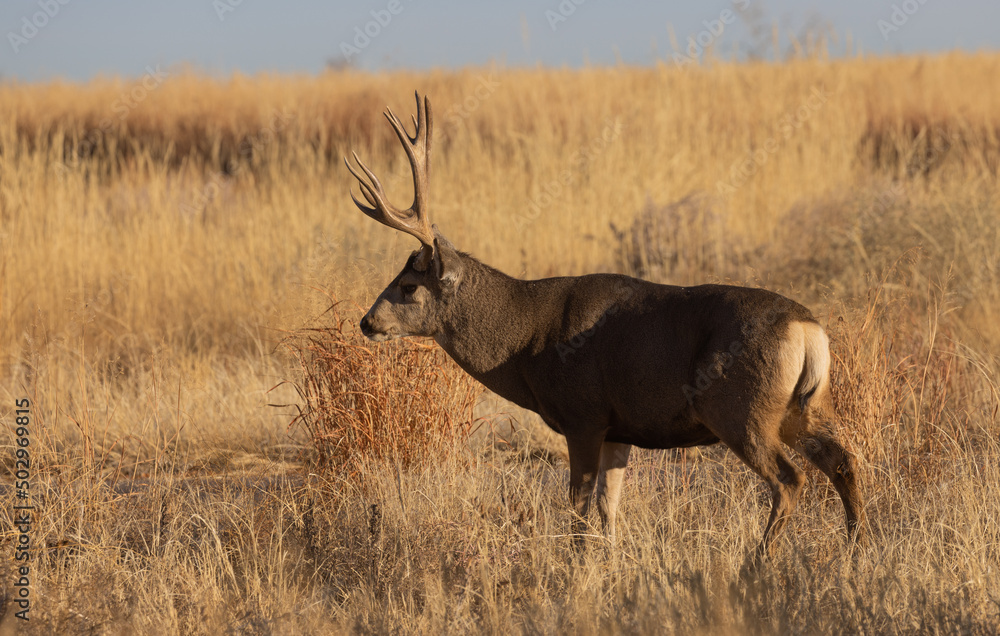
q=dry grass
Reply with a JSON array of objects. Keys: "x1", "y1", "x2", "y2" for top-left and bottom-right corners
[{"x1": 1, "y1": 51, "x2": 999, "y2": 633}]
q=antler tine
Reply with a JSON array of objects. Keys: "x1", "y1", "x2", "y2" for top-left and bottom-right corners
[
  {"x1": 344, "y1": 92, "x2": 436, "y2": 251},
  {"x1": 375, "y1": 92, "x2": 433, "y2": 243},
  {"x1": 345, "y1": 152, "x2": 382, "y2": 200},
  {"x1": 344, "y1": 153, "x2": 391, "y2": 218}
]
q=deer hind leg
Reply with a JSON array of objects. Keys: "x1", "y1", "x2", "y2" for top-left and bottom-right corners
[
  {"x1": 796, "y1": 428, "x2": 863, "y2": 544},
  {"x1": 565, "y1": 435, "x2": 604, "y2": 546},
  {"x1": 595, "y1": 442, "x2": 631, "y2": 545},
  {"x1": 720, "y1": 428, "x2": 805, "y2": 560},
  {"x1": 697, "y1": 394, "x2": 805, "y2": 562},
  {"x1": 758, "y1": 450, "x2": 805, "y2": 554}
]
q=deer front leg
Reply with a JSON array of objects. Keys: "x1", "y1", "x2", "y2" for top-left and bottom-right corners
[
  {"x1": 566, "y1": 435, "x2": 604, "y2": 547},
  {"x1": 595, "y1": 442, "x2": 631, "y2": 545}
]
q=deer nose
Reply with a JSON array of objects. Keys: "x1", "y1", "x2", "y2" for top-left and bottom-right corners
[{"x1": 360, "y1": 315, "x2": 374, "y2": 336}]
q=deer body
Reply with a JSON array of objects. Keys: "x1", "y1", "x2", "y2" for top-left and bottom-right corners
[{"x1": 348, "y1": 93, "x2": 862, "y2": 555}]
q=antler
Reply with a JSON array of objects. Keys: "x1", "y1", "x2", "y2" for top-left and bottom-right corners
[{"x1": 346, "y1": 92, "x2": 435, "y2": 269}]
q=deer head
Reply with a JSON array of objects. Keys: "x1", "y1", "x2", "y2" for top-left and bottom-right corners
[{"x1": 347, "y1": 92, "x2": 464, "y2": 341}]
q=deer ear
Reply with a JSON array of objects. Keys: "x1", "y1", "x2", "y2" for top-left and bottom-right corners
[
  {"x1": 432, "y1": 224, "x2": 456, "y2": 252},
  {"x1": 433, "y1": 236, "x2": 461, "y2": 288}
]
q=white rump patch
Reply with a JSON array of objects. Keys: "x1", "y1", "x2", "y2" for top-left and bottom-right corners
[{"x1": 776, "y1": 321, "x2": 831, "y2": 408}]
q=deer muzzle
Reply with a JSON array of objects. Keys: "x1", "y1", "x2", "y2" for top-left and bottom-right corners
[{"x1": 359, "y1": 314, "x2": 393, "y2": 342}]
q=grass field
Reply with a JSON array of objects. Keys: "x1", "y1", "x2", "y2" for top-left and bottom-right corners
[{"x1": 1, "y1": 52, "x2": 999, "y2": 633}]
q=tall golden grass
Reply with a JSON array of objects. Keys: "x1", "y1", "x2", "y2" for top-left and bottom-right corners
[{"x1": 1, "y1": 52, "x2": 999, "y2": 633}]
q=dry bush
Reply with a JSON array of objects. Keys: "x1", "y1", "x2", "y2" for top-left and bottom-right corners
[
  {"x1": 280, "y1": 300, "x2": 482, "y2": 475},
  {"x1": 610, "y1": 193, "x2": 745, "y2": 286}
]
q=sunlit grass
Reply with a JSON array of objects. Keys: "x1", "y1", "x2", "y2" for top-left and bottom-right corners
[{"x1": 0, "y1": 52, "x2": 999, "y2": 633}]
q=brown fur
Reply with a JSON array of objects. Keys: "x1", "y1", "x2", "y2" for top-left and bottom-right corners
[{"x1": 351, "y1": 94, "x2": 862, "y2": 556}]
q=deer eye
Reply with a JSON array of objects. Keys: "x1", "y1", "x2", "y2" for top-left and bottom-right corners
[{"x1": 401, "y1": 284, "x2": 418, "y2": 296}]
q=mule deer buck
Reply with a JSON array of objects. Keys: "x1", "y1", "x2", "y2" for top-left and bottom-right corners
[{"x1": 346, "y1": 92, "x2": 862, "y2": 557}]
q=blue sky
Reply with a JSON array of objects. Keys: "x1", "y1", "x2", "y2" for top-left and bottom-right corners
[{"x1": 2, "y1": 0, "x2": 998, "y2": 82}]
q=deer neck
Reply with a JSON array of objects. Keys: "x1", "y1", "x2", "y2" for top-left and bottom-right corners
[{"x1": 432, "y1": 256, "x2": 540, "y2": 382}]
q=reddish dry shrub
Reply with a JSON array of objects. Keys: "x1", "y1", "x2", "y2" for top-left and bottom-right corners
[{"x1": 281, "y1": 302, "x2": 482, "y2": 475}]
